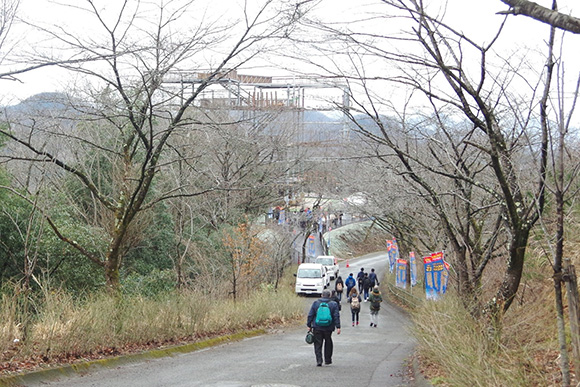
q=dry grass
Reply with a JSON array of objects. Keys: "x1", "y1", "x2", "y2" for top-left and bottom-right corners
[
  {"x1": 0, "y1": 285, "x2": 303, "y2": 374},
  {"x1": 410, "y1": 279, "x2": 575, "y2": 386}
]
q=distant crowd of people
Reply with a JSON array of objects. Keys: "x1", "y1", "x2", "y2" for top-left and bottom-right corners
[
  {"x1": 267, "y1": 206, "x2": 344, "y2": 232},
  {"x1": 306, "y1": 267, "x2": 383, "y2": 367}
]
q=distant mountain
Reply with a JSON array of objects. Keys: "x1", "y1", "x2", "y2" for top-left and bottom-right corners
[{"x1": 2, "y1": 92, "x2": 71, "y2": 115}]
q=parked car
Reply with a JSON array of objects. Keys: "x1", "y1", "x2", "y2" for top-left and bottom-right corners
[
  {"x1": 294, "y1": 263, "x2": 330, "y2": 296},
  {"x1": 315, "y1": 255, "x2": 339, "y2": 280}
]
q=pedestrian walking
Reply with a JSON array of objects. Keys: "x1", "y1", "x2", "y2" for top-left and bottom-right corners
[
  {"x1": 345, "y1": 273, "x2": 356, "y2": 296},
  {"x1": 335, "y1": 275, "x2": 344, "y2": 302},
  {"x1": 356, "y1": 267, "x2": 366, "y2": 293},
  {"x1": 362, "y1": 273, "x2": 372, "y2": 301},
  {"x1": 348, "y1": 287, "x2": 362, "y2": 326},
  {"x1": 368, "y1": 286, "x2": 383, "y2": 327},
  {"x1": 330, "y1": 290, "x2": 341, "y2": 311},
  {"x1": 369, "y1": 268, "x2": 380, "y2": 288},
  {"x1": 307, "y1": 289, "x2": 341, "y2": 366}
]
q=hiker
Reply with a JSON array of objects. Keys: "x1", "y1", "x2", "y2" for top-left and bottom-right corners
[
  {"x1": 345, "y1": 273, "x2": 356, "y2": 296},
  {"x1": 335, "y1": 275, "x2": 344, "y2": 302},
  {"x1": 356, "y1": 267, "x2": 366, "y2": 293},
  {"x1": 348, "y1": 287, "x2": 362, "y2": 326},
  {"x1": 307, "y1": 289, "x2": 341, "y2": 366},
  {"x1": 362, "y1": 273, "x2": 372, "y2": 301},
  {"x1": 330, "y1": 290, "x2": 341, "y2": 311},
  {"x1": 368, "y1": 286, "x2": 383, "y2": 327},
  {"x1": 369, "y1": 268, "x2": 380, "y2": 288}
]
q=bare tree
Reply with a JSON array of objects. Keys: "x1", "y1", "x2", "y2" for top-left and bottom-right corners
[
  {"x1": 293, "y1": 0, "x2": 558, "y2": 315},
  {"x1": 0, "y1": 0, "x2": 310, "y2": 294},
  {"x1": 499, "y1": 0, "x2": 580, "y2": 34},
  {"x1": 0, "y1": 0, "x2": 20, "y2": 81},
  {"x1": 535, "y1": 6, "x2": 580, "y2": 381},
  {"x1": 166, "y1": 108, "x2": 300, "y2": 289}
]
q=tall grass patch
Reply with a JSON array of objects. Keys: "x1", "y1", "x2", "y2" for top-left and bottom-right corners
[
  {"x1": 412, "y1": 291, "x2": 559, "y2": 386},
  {"x1": 0, "y1": 285, "x2": 303, "y2": 370},
  {"x1": 0, "y1": 290, "x2": 20, "y2": 349}
]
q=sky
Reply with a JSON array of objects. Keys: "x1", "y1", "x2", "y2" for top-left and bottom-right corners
[{"x1": 1, "y1": 0, "x2": 579, "y2": 110}]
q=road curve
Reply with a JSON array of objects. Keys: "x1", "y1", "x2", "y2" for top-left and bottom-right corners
[{"x1": 20, "y1": 252, "x2": 417, "y2": 387}]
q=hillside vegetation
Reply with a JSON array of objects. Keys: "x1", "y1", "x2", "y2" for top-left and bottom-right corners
[{"x1": 384, "y1": 240, "x2": 580, "y2": 386}]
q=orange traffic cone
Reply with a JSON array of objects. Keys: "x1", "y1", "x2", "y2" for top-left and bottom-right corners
[{"x1": 346, "y1": 260, "x2": 350, "y2": 268}]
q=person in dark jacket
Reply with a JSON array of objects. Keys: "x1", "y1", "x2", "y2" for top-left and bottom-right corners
[
  {"x1": 330, "y1": 290, "x2": 342, "y2": 311},
  {"x1": 345, "y1": 273, "x2": 356, "y2": 296},
  {"x1": 362, "y1": 273, "x2": 372, "y2": 301},
  {"x1": 334, "y1": 275, "x2": 344, "y2": 302},
  {"x1": 368, "y1": 286, "x2": 383, "y2": 327},
  {"x1": 369, "y1": 268, "x2": 380, "y2": 288},
  {"x1": 307, "y1": 289, "x2": 341, "y2": 366},
  {"x1": 356, "y1": 267, "x2": 366, "y2": 293}
]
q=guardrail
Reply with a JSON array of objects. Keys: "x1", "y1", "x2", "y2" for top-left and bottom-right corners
[{"x1": 385, "y1": 281, "x2": 423, "y2": 310}]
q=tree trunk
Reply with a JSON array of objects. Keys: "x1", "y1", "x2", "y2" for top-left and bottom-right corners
[
  {"x1": 455, "y1": 246, "x2": 474, "y2": 300},
  {"x1": 564, "y1": 260, "x2": 580, "y2": 380},
  {"x1": 104, "y1": 258, "x2": 121, "y2": 295},
  {"x1": 301, "y1": 230, "x2": 310, "y2": 264},
  {"x1": 495, "y1": 230, "x2": 529, "y2": 312},
  {"x1": 554, "y1": 275, "x2": 571, "y2": 386},
  {"x1": 104, "y1": 223, "x2": 127, "y2": 295}
]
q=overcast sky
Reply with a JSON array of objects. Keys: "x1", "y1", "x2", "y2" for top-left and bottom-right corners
[{"x1": 1, "y1": 0, "x2": 579, "y2": 106}]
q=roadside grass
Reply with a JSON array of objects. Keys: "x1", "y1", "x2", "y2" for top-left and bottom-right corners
[
  {"x1": 0, "y1": 284, "x2": 303, "y2": 374},
  {"x1": 405, "y1": 281, "x2": 563, "y2": 386}
]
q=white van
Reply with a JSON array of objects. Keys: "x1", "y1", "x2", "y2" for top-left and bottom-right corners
[{"x1": 294, "y1": 263, "x2": 329, "y2": 296}]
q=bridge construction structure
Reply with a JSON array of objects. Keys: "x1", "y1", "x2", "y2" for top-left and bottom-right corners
[
  {"x1": 162, "y1": 69, "x2": 349, "y2": 112},
  {"x1": 162, "y1": 69, "x2": 353, "y2": 194}
]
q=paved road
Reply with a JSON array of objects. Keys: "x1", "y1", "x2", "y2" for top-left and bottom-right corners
[{"x1": 21, "y1": 252, "x2": 416, "y2": 387}]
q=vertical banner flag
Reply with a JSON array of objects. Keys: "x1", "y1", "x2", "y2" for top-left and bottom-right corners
[
  {"x1": 424, "y1": 251, "x2": 447, "y2": 299},
  {"x1": 409, "y1": 251, "x2": 417, "y2": 287},
  {"x1": 396, "y1": 258, "x2": 408, "y2": 288},
  {"x1": 308, "y1": 235, "x2": 315, "y2": 257},
  {"x1": 430, "y1": 251, "x2": 445, "y2": 298},
  {"x1": 388, "y1": 238, "x2": 398, "y2": 273},
  {"x1": 423, "y1": 255, "x2": 436, "y2": 300},
  {"x1": 386, "y1": 240, "x2": 393, "y2": 273}
]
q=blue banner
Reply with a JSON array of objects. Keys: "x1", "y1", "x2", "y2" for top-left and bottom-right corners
[
  {"x1": 396, "y1": 259, "x2": 407, "y2": 289},
  {"x1": 387, "y1": 238, "x2": 398, "y2": 273},
  {"x1": 387, "y1": 240, "x2": 393, "y2": 273},
  {"x1": 409, "y1": 251, "x2": 417, "y2": 287},
  {"x1": 308, "y1": 235, "x2": 315, "y2": 257},
  {"x1": 423, "y1": 256, "x2": 437, "y2": 300},
  {"x1": 424, "y1": 251, "x2": 446, "y2": 300}
]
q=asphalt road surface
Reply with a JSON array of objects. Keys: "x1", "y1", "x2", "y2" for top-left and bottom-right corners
[{"x1": 21, "y1": 252, "x2": 416, "y2": 387}]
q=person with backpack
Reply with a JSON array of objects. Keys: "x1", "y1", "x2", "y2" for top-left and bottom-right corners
[
  {"x1": 345, "y1": 273, "x2": 356, "y2": 296},
  {"x1": 362, "y1": 273, "x2": 372, "y2": 301},
  {"x1": 369, "y1": 268, "x2": 380, "y2": 288},
  {"x1": 307, "y1": 289, "x2": 341, "y2": 367},
  {"x1": 330, "y1": 290, "x2": 341, "y2": 311},
  {"x1": 368, "y1": 286, "x2": 383, "y2": 327},
  {"x1": 356, "y1": 267, "x2": 366, "y2": 293},
  {"x1": 348, "y1": 287, "x2": 362, "y2": 326},
  {"x1": 334, "y1": 275, "x2": 344, "y2": 302}
]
